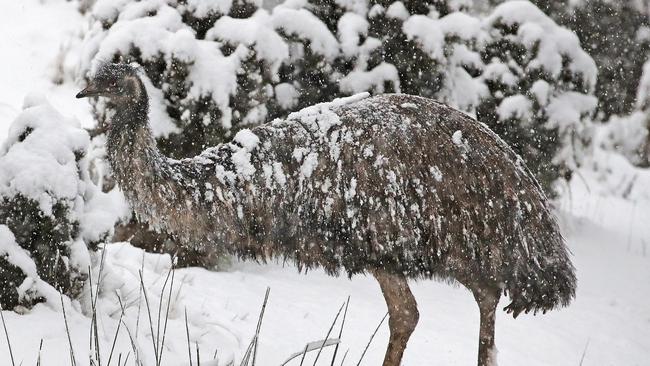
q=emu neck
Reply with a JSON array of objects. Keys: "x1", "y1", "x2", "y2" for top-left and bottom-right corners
[
  {"x1": 104, "y1": 86, "x2": 219, "y2": 244},
  {"x1": 106, "y1": 88, "x2": 167, "y2": 223},
  {"x1": 107, "y1": 90, "x2": 157, "y2": 173}
]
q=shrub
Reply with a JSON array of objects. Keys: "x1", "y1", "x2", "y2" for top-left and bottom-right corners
[{"x1": 0, "y1": 94, "x2": 128, "y2": 309}]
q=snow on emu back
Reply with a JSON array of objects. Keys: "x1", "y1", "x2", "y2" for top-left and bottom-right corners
[{"x1": 77, "y1": 63, "x2": 576, "y2": 366}]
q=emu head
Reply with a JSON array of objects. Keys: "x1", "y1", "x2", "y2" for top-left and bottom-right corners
[{"x1": 76, "y1": 63, "x2": 143, "y2": 101}]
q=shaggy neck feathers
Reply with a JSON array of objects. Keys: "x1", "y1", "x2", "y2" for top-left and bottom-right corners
[
  {"x1": 107, "y1": 79, "x2": 157, "y2": 179},
  {"x1": 105, "y1": 78, "x2": 230, "y2": 246},
  {"x1": 106, "y1": 81, "x2": 177, "y2": 231}
]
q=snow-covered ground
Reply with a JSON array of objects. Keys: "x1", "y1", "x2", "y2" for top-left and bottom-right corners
[
  {"x1": 1, "y1": 208, "x2": 649, "y2": 366},
  {"x1": 1, "y1": 1, "x2": 649, "y2": 365}
]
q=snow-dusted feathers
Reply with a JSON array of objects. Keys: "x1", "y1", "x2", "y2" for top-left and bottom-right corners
[{"x1": 104, "y1": 75, "x2": 575, "y2": 317}]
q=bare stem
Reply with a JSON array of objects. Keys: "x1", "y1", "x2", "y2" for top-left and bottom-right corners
[
  {"x1": 329, "y1": 296, "x2": 350, "y2": 366},
  {"x1": 157, "y1": 267, "x2": 175, "y2": 365},
  {"x1": 0, "y1": 305, "x2": 16, "y2": 366},
  {"x1": 185, "y1": 308, "x2": 193, "y2": 366},
  {"x1": 355, "y1": 312, "x2": 388, "y2": 366},
  {"x1": 313, "y1": 301, "x2": 346, "y2": 365},
  {"x1": 61, "y1": 295, "x2": 78, "y2": 366},
  {"x1": 251, "y1": 287, "x2": 270, "y2": 366},
  {"x1": 139, "y1": 270, "x2": 159, "y2": 365}
]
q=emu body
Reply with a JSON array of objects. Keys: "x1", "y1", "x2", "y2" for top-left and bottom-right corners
[{"x1": 78, "y1": 64, "x2": 576, "y2": 366}]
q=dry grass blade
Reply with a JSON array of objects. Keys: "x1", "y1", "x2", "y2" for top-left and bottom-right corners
[
  {"x1": 312, "y1": 301, "x2": 346, "y2": 365},
  {"x1": 298, "y1": 344, "x2": 309, "y2": 366},
  {"x1": 239, "y1": 336, "x2": 255, "y2": 366},
  {"x1": 135, "y1": 251, "x2": 145, "y2": 344},
  {"x1": 355, "y1": 312, "x2": 388, "y2": 366},
  {"x1": 579, "y1": 339, "x2": 590, "y2": 366},
  {"x1": 281, "y1": 339, "x2": 340, "y2": 366},
  {"x1": 87, "y1": 265, "x2": 94, "y2": 365},
  {"x1": 239, "y1": 288, "x2": 270, "y2": 366},
  {"x1": 251, "y1": 287, "x2": 270, "y2": 366},
  {"x1": 106, "y1": 307, "x2": 125, "y2": 366},
  {"x1": 155, "y1": 266, "x2": 173, "y2": 364},
  {"x1": 119, "y1": 318, "x2": 140, "y2": 366},
  {"x1": 60, "y1": 295, "x2": 77, "y2": 366},
  {"x1": 139, "y1": 270, "x2": 159, "y2": 365},
  {"x1": 157, "y1": 268, "x2": 176, "y2": 365},
  {"x1": 89, "y1": 247, "x2": 108, "y2": 366},
  {"x1": 0, "y1": 305, "x2": 16, "y2": 366},
  {"x1": 116, "y1": 293, "x2": 141, "y2": 366},
  {"x1": 330, "y1": 297, "x2": 350, "y2": 366},
  {"x1": 122, "y1": 352, "x2": 130, "y2": 366},
  {"x1": 185, "y1": 308, "x2": 193, "y2": 366},
  {"x1": 338, "y1": 350, "x2": 348, "y2": 366},
  {"x1": 37, "y1": 338, "x2": 43, "y2": 366}
]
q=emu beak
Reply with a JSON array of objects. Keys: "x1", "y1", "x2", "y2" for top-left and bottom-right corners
[{"x1": 76, "y1": 83, "x2": 99, "y2": 98}]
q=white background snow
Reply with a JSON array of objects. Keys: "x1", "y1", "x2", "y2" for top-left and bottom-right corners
[{"x1": 0, "y1": 1, "x2": 649, "y2": 365}]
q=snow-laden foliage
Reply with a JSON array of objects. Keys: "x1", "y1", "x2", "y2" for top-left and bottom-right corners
[
  {"x1": 378, "y1": 0, "x2": 597, "y2": 192},
  {"x1": 477, "y1": 1, "x2": 597, "y2": 193},
  {"x1": 490, "y1": 0, "x2": 650, "y2": 118},
  {"x1": 0, "y1": 94, "x2": 128, "y2": 309},
  {"x1": 74, "y1": 0, "x2": 597, "y2": 197},
  {"x1": 596, "y1": 59, "x2": 650, "y2": 167},
  {"x1": 310, "y1": 0, "x2": 597, "y2": 192},
  {"x1": 598, "y1": 112, "x2": 649, "y2": 167},
  {"x1": 78, "y1": 0, "x2": 273, "y2": 158}
]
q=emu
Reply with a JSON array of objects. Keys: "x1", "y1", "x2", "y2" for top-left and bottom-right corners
[{"x1": 77, "y1": 63, "x2": 576, "y2": 366}]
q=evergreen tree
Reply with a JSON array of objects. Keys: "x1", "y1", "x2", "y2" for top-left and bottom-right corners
[
  {"x1": 490, "y1": 0, "x2": 650, "y2": 118},
  {"x1": 477, "y1": 2, "x2": 597, "y2": 192},
  {"x1": 570, "y1": 0, "x2": 650, "y2": 118}
]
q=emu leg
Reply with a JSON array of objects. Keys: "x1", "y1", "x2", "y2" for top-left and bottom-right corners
[
  {"x1": 472, "y1": 287, "x2": 500, "y2": 366},
  {"x1": 372, "y1": 270, "x2": 419, "y2": 366}
]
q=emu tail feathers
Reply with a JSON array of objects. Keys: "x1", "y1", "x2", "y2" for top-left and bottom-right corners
[{"x1": 502, "y1": 237, "x2": 577, "y2": 318}]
